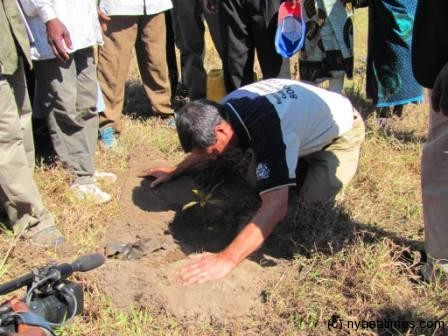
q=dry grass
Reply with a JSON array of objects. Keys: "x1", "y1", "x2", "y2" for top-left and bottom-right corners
[{"x1": 1, "y1": 8, "x2": 447, "y2": 336}]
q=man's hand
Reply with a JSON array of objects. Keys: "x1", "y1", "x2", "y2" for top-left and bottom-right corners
[
  {"x1": 180, "y1": 252, "x2": 237, "y2": 285},
  {"x1": 98, "y1": 8, "x2": 111, "y2": 32},
  {"x1": 203, "y1": 0, "x2": 219, "y2": 14},
  {"x1": 46, "y1": 18, "x2": 72, "y2": 62},
  {"x1": 138, "y1": 167, "x2": 175, "y2": 188},
  {"x1": 431, "y1": 62, "x2": 448, "y2": 116}
]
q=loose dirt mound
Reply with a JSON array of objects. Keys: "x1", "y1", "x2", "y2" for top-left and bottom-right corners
[{"x1": 99, "y1": 149, "x2": 286, "y2": 322}]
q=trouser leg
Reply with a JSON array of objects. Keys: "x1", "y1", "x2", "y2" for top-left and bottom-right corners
[
  {"x1": 220, "y1": 0, "x2": 255, "y2": 92},
  {"x1": 165, "y1": 10, "x2": 179, "y2": 101},
  {"x1": 7, "y1": 59, "x2": 35, "y2": 169},
  {"x1": 299, "y1": 110, "x2": 365, "y2": 203},
  {"x1": 203, "y1": 5, "x2": 224, "y2": 60},
  {"x1": 97, "y1": 16, "x2": 137, "y2": 133},
  {"x1": 0, "y1": 67, "x2": 54, "y2": 231},
  {"x1": 34, "y1": 48, "x2": 98, "y2": 184},
  {"x1": 172, "y1": 0, "x2": 208, "y2": 100},
  {"x1": 422, "y1": 90, "x2": 448, "y2": 262},
  {"x1": 136, "y1": 14, "x2": 172, "y2": 115},
  {"x1": 328, "y1": 75, "x2": 345, "y2": 94}
]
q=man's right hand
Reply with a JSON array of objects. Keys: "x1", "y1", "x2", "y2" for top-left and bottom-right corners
[
  {"x1": 98, "y1": 8, "x2": 111, "y2": 32},
  {"x1": 432, "y1": 62, "x2": 448, "y2": 117},
  {"x1": 138, "y1": 167, "x2": 175, "y2": 188},
  {"x1": 46, "y1": 18, "x2": 72, "y2": 62}
]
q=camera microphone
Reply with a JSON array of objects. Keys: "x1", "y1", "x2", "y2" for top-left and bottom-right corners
[{"x1": 0, "y1": 253, "x2": 105, "y2": 296}]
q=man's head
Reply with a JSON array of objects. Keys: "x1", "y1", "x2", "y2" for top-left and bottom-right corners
[{"x1": 175, "y1": 100, "x2": 236, "y2": 157}]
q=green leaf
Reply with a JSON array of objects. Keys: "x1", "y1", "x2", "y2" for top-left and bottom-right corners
[
  {"x1": 192, "y1": 189, "x2": 206, "y2": 199},
  {"x1": 207, "y1": 199, "x2": 224, "y2": 207},
  {"x1": 182, "y1": 201, "x2": 198, "y2": 211}
]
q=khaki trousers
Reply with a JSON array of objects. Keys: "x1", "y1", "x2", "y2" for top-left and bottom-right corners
[
  {"x1": 0, "y1": 60, "x2": 54, "y2": 231},
  {"x1": 422, "y1": 91, "x2": 448, "y2": 262},
  {"x1": 97, "y1": 14, "x2": 172, "y2": 132},
  {"x1": 298, "y1": 110, "x2": 365, "y2": 203},
  {"x1": 34, "y1": 48, "x2": 98, "y2": 184},
  {"x1": 247, "y1": 110, "x2": 365, "y2": 203}
]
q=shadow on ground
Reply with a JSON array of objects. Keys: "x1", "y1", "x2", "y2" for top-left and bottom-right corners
[{"x1": 132, "y1": 155, "x2": 424, "y2": 265}]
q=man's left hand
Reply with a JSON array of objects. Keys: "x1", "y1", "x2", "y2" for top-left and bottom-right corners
[
  {"x1": 431, "y1": 62, "x2": 448, "y2": 117},
  {"x1": 180, "y1": 252, "x2": 237, "y2": 285}
]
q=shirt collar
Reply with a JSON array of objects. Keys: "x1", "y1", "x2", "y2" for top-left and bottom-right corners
[{"x1": 223, "y1": 102, "x2": 251, "y2": 149}]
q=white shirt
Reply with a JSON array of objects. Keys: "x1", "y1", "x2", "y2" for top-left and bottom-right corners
[
  {"x1": 20, "y1": 0, "x2": 103, "y2": 60},
  {"x1": 99, "y1": 0, "x2": 172, "y2": 16},
  {"x1": 221, "y1": 79, "x2": 355, "y2": 192}
]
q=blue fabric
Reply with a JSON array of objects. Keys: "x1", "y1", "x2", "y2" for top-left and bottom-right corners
[
  {"x1": 275, "y1": 13, "x2": 306, "y2": 58},
  {"x1": 366, "y1": 0, "x2": 424, "y2": 107}
]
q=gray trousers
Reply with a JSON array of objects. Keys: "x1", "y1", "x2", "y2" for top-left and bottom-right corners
[
  {"x1": 34, "y1": 48, "x2": 98, "y2": 184},
  {"x1": 171, "y1": 0, "x2": 223, "y2": 100},
  {"x1": 422, "y1": 90, "x2": 448, "y2": 262},
  {"x1": 0, "y1": 59, "x2": 54, "y2": 231}
]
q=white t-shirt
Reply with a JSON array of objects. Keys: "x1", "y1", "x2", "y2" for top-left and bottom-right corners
[{"x1": 221, "y1": 79, "x2": 354, "y2": 193}]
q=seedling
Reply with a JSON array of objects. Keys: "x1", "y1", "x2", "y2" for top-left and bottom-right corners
[{"x1": 182, "y1": 182, "x2": 224, "y2": 211}]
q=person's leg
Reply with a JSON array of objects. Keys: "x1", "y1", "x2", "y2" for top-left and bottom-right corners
[
  {"x1": 220, "y1": 0, "x2": 255, "y2": 92},
  {"x1": 97, "y1": 16, "x2": 138, "y2": 133},
  {"x1": 299, "y1": 111, "x2": 365, "y2": 203},
  {"x1": 0, "y1": 68, "x2": 63, "y2": 246},
  {"x1": 172, "y1": 0, "x2": 208, "y2": 100},
  {"x1": 7, "y1": 59, "x2": 35, "y2": 169},
  {"x1": 251, "y1": 0, "x2": 290, "y2": 80},
  {"x1": 203, "y1": 4, "x2": 224, "y2": 61},
  {"x1": 136, "y1": 13, "x2": 172, "y2": 115},
  {"x1": 75, "y1": 48, "x2": 101, "y2": 170},
  {"x1": 165, "y1": 10, "x2": 179, "y2": 102},
  {"x1": 34, "y1": 51, "x2": 96, "y2": 183},
  {"x1": 422, "y1": 90, "x2": 448, "y2": 272},
  {"x1": 328, "y1": 73, "x2": 345, "y2": 94}
]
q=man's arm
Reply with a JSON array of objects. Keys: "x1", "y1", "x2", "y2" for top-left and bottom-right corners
[
  {"x1": 139, "y1": 152, "x2": 212, "y2": 188},
  {"x1": 180, "y1": 186, "x2": 289, "y2": 285},
  {"x1": 19, "y1": 0, "x2": 72, "y2": 61}
]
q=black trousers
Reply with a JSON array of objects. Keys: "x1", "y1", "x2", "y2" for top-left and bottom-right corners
[
  {"x1": 220, "y1": 0, "x2": 290, "y2": 92},
  {"x1": 171, "y1": 0, "x2": 223, "y2": 100}
]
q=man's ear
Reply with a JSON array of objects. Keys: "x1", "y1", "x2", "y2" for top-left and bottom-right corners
[{"x1": 214, "y1": 121, "x2": 229, "y2": 137}]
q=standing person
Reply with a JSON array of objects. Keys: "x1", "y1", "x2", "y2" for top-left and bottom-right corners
[
  {"x1": 0, "y1": 0, "x2": 64, "y2": 247},
  {"x1": 97, "y1": 0, "x2": 173, "y2": 148},
  {"x1": 412, "y1": 0, "x2": 448, "y2": 280},
  {"x1": 142, "y1": 79, "x2": 365, "y2": 284},
  {"x1": 20, "y1": 0, "x2": 114, "y2": 204},
  {"x1": 219, "y1": 0, "x2": 291, "y2": 93},
  {"x1": 169, "y1": 0, "x2": 223, "y2": 106},
  {"x1": 367, "y1": 0, "x2": 423, "y2": 120},
  {"x1": 299, "y1": 0, "x2": 359, "y2": 94}
]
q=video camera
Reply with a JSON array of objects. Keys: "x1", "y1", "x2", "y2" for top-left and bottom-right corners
[{"x1": 0, "y1": 253, "x2": 105, "y2": 335}]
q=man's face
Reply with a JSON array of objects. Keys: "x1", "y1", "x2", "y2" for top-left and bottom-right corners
[{"x1": 192, "y1": 121, "x2": 235, "y2": 159}]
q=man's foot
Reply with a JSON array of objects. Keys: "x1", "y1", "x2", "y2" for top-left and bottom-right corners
[
  {"x1": 421, "y1": 260, "x2": 448, "y2": 283},
  {"x1": 94, "y1": 171, "x2": 117, "y2": 184},
  {"x1": 172, "y1": 83, "x2": 190, "y2": 112},
  {"x1": 70, "y1": 183, "x2": 112, "y2": 204},
  {"x1": 99, "y1": 127, "x2": 117, "y2": 150}
]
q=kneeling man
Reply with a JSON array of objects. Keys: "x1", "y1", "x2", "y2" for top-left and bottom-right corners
[{"x1": 144, "y1": 78, "x2": 365, "y2": 284}]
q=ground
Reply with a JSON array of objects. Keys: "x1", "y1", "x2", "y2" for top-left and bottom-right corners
[{"x1": 1, "y1": 8, "x2": 447, "y2": 336}]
